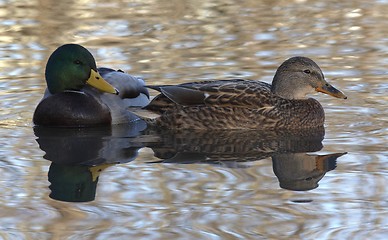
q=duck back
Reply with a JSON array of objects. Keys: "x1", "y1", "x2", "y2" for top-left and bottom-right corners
[{"x1": 145, "y1": 79, "x2": 325, "y2": 130}]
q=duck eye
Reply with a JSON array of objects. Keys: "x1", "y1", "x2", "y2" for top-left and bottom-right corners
[
  {"x1": 303, "y1": 69, "x2": 311, "y2": 74},
  {"x1": 74, "y1": 60, "x2": 82, "y2": 65}
]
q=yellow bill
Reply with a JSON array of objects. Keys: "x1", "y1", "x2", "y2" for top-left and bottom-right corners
[{"x1": 87, "y1": 69, "x2": 119, "y2": 95}]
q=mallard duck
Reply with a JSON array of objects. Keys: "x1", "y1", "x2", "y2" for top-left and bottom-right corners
[
  {"x1": 33, "y1": 44, "x2": 149, "y2": 126},
  {"x1": 138, "y1": 56, "x2": 346, "y2": 130}
]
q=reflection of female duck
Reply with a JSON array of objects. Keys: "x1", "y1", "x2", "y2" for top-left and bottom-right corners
[
  {"x1": 143, "y1": 128, "x2": 346, "y2": 191},
  {"x1": 33, "y1": 44, "x2": 149, "y2": 126},
  {"x1": 144, "y1": 128, "x2": 326, "y2": 163},
  {"x1": 141, "y1": 57, "x2": 347, "y2": 129},
  {"x1": 272, "y1": 152, "x2": 346, "y2": 191}
]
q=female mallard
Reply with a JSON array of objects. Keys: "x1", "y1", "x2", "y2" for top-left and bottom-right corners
[
  {"x1": 140, "y1": 57, "x2": 346, "y2": 130},
  {"x1": 33, "y1": 44, "x2": 149, "y2": 127}
]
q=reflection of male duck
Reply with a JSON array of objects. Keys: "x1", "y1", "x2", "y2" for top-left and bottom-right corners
[
  {"x1": 34, "y1": 123, "x2": 146, "y2": 202},
  {"x1": 34, "y1": 123, "x2": 146, "y2": 165},
  {"x1": 48, "y1": 162, "x2": 111, "y2": 202}
]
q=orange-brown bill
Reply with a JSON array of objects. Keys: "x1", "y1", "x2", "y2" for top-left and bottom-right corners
[{"x1": 316, "y1": 83, "x2": 347, "y2": 99}]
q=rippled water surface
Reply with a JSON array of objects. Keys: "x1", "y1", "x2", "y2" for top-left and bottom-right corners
[{"x1": 1, "y1": 0, "x2": 387, "y2": 239}]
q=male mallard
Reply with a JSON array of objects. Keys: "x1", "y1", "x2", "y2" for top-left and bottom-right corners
[
  {"x1": 139, "y1": 57, "x2": 346, "y2": 130},
  {"x1": 33, "y1": 44, "x2": 149, "y2": 126}
]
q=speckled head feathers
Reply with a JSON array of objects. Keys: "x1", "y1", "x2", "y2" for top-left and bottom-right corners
[{"x1": 271, "y1": 57, "x2": 346, "y2": 99}]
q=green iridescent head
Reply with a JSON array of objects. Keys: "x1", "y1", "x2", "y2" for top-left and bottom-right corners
[{"x1": 45, "y1": 44, "x2": 117, "y2": 94}]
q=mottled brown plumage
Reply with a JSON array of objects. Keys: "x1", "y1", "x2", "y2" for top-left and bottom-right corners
[{"x1": 142, "y1": 57, "x2": 347, "y2": 130}]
